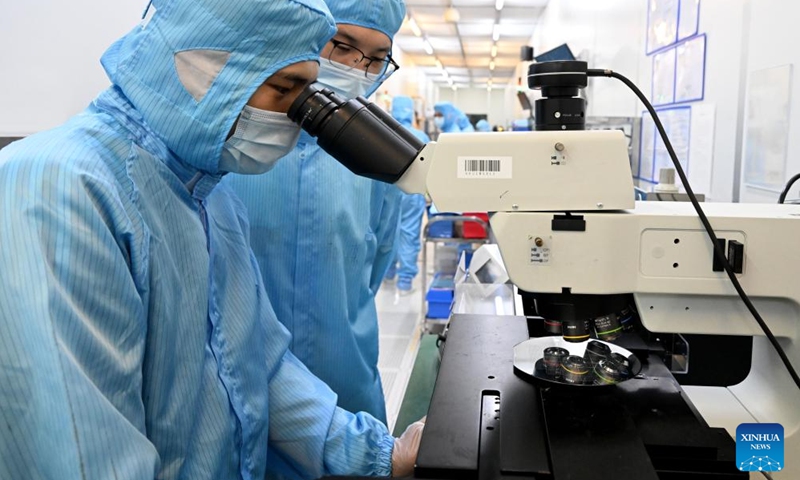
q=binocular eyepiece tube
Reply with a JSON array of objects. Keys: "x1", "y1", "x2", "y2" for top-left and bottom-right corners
[{"x1": 287, "y1": 85, "x2": 425, "y2": 184}]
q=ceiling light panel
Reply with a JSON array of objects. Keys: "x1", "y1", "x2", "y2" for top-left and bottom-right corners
[
  {"x1": 456, "y1": 23, "x2": 494, "y2": 37},
  {"x1": 444, "y1": 67, "x2": 471, "y2": 76},
  {"x1": 498, "y1": 8, "x2": 543, "y2": 23},
  {"x1": 490, "y1": 23, "x2": 536, "y2": 38},
  {"x1": 464, "y1": 41, "x2": 492, "y2": 56},
  {"x1": 422, "y1": 23, "x2": 459, "y2": 36},
  {"x1": 403, "y1": 0, "x2": 549, "y2": 90},
  {"x1": 393, "y1": 40, "x2": 430, "y2": 55},
  {"x1": 406, "y1": 8, "x2": 449, "y2": 24},
  {"x1": 427, "y1": 36, "x2": 463, "y2": 52},
  {"x1": 470, "y1": 68, "x2": 494, "y2": 77},
  {"x1": 453, "y1": 6, "x2": 499, "y2": 21}
]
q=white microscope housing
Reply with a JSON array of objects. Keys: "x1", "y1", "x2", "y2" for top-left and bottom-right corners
[{"x1": 398, "y1": 129, "x2": 800, "y2": 477}]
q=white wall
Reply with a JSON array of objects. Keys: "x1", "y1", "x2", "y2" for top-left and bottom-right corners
[
  {"x1": 699, "y1": 0, "x2": 749, "y2": 203},
  {"x1": 738, "y1": 0, "x2": 800, "y2": 203},
  {"x1": 0, "y1": 0, "x2": 146, "y2": 135},
  {"x1": 531, "y1": 0, "x2": 649, "y2": 119}
]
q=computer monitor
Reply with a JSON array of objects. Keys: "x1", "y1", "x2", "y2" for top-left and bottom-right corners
[{"x1": 534, "y1": 43, "x2": 576, "y2": 63}]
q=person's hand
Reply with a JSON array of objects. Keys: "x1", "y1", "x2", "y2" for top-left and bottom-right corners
[{"x1": 391, "y1": 417, "x2": 426, "y2": 477}]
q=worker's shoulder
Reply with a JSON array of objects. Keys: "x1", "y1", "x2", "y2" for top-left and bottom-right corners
[
  {"x1": 0, "y1": 122, "x2": 140, "y2": 224},
  {"x1": 0, "y1": 118, "x2": 132, "y2": 186}
]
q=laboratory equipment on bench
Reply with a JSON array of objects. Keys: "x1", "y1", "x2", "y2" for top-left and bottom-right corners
[{"x1": 288, "y1": 60, "x2": 800, "y2": 479}]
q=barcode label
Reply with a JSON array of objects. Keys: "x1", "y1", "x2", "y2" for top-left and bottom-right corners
[
  {"x1": 465, "y1": 159, "x2": 501, "y2": 172},
  {"x1": 457, "y1": 156, "x2": 512, "y2": 179}
]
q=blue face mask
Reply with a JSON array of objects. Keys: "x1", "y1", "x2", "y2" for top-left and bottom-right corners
[
  {"x1": 434, "y1": 116, "x2": 445, "y2": 129},
  {"x1": 218, "y1": 106, "x2": 301, "y2": 175},
  {"x1": 316, "y1": 61, "x2": 379, "y2": 99}
]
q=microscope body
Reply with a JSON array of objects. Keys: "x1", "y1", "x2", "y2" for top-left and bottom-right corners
[
  {"x1": 287, "y1": 74, "x2": 799, "y2": 477},
  {"x1": 414, "y1": 129, "x2": 800, "y2": 477}
]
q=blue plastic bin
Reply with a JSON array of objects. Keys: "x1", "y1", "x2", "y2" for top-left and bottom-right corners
[
  {"x1": 427, "y1": 215, "x2": 455, "y2": 238},
  {"x1": 426, "y1": 274, "x2": 455, "y2": 319}
]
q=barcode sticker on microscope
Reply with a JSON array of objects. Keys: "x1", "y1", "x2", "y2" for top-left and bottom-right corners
[{"x1": 457, "y1": 156, "x2": 512, "y2": 179}]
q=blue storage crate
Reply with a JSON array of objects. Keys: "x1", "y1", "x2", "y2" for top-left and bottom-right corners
[
  {"x1": 426, "y1": 301, "x2": 452, "y2": 319},
  {"x1": 426, "y1": 207, "x2": 458, "y2": 238},
  {"x1": 426, "y1": 274, "x2": 455, "y2": 319},
  {"x1": 427, "y1": 216, "x2": 455, "y2": 238}
]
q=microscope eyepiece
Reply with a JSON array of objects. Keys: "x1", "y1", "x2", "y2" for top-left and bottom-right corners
[{"x1": 287, "y1": 84, "x2": 425, "y2": 184}]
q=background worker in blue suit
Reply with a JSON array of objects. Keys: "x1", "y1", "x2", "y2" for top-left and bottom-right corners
[
  {"x1": 224, "y1": 0, "x2": 405, "y2": 425},
  {"x1": 433, "y1": 101, "x2": 461, "y2": 133},
  {"x1": 456, "y1": 109, "x2": 476, "y2": 132},
  {"x1": 476, "y1": 119, "x2": 491, "y2": 132},
  {"x1": 0, "y1": 0, "x2": 422, "y2": 479},
  {"x1": 383, "y1": 96, "x2": 429, "y2": 293}
]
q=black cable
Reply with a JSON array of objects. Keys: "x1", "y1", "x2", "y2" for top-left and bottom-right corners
[
  {"x1": 760, "y1": 471, "x2": 774, "y2": 480},
  {"x1": 587, "y1": 68, "x2": 800, "y2": 390},
  {"x1": 778, "y1": 172, "x2": 800, "y2": 204}
]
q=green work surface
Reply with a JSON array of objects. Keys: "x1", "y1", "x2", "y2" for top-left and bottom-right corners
[{"x1": 392, "y1": 333, "x2": 441, "y2": 436}]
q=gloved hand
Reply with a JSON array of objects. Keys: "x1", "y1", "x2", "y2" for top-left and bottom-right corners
[{"x1": 391, "y1": 417, "x2": 426, "y2": 477}]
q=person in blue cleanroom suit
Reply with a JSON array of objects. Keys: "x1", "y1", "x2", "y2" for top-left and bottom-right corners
[
  {"x1": 0, "y1": 0, "x2": 423, "y2": 479},
  {"x1": 456, "y1": 110, "x2": 476, "y2": 132},
  {"x1": 433, "y1": 101, "x2": 462, "y2": 133},
  {"x1": 476, "y1": 119, "x2": 491, "y2": 132},
  {"x1": 383, "y1": 96, "x2": 430, "y2": 293},
  {"x1": 224, "y1": 0, "x2": 405, "y2": 426}
]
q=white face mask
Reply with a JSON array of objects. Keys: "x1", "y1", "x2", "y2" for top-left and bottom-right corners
[
  {"x1": 218, "y1": 106, "x2": 301, "y2": 175},
  {"x1": 316, "y1": 61, "x2": 379, "y2": 99}
]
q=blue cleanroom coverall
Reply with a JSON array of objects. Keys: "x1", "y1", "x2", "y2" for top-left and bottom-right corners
[
  {"x1": 0, "y1": 0, "x2": 394, "y2": 478},
  {"x1": 456, "y1": 110, "x2": 476, "y2": 132},
  {"x1": 384, "y1": 96, "x2": 429, "y2": 290},
  {"x1": 223, "y1": 0, "x2": 405, "y2": 423},
  {"x1": 433, "y1": 101, "x2": 462, "y2": 133}
]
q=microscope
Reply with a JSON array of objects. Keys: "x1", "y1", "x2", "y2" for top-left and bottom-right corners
[{"x1": 289, "y1": 61, "x2": 800, "y2": 479}]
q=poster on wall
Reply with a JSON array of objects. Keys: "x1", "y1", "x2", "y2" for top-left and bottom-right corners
[
  {"x1": 652, "y1": 47, "x2": 677, "y2": 106},
  {"x1": 678, "y1": 0, "x2": 700, "y2": 40},
  {"x1": 743, "y1": 65, "x2": 793, "y2": 191},
  {"x1": 639, "y1": 112, "x2": 657, "y2": 182},
  {"x1": 675, "y1": 35, "x2": 706, "y2": 103},
  {"x1": 653, "y1": 106, "x2": 692, "y2": 179},
  {"x1": 688, "y1": 103, "x2": 715, "y2": 196},
  {"x1": 647, "y1": 0, "x2": 679, "y2": 54}
]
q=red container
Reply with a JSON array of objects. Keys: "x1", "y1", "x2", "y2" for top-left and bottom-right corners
[{"x1": 462, "y1": 212, "x2": 489, "y2": 238}]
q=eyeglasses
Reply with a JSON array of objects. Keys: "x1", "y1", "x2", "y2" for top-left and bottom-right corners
[{"x1": 327, "y1": 39, "x2": 400, "y2": 82}]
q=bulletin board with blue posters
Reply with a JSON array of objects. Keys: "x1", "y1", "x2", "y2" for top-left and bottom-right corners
[
  {"x1": 641, "y1": 0, "x2": 707, "y2": 190},
  {"x1": 637, "y1": 106, "x2": 692, "y2": 184}
]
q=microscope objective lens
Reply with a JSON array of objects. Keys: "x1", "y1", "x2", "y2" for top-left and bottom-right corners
[
  {"x1": 544, "y1": 319, "x2": 563, "y2": 335},
  {"x1": 609, "y1": 353, "x2": 631, "y2": 378},
  {"x1": 593, "y1": 313, "x2": 623, "y2": 341},
  {"x1": 562, "y1": 318, "x2": 591, "y2": 343},
  {"x1": 583, "y1": 340, "x2": 612, "y2": 368},
  {"x1": 561, "y1": 355, "x2": 590, "y2": 384},
  {"x1": 543, "y1": 347, "x2": 570, "y2": 378},
  {"x1": 593, "y1": 359, "x2": 624, "y2": 385}
]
